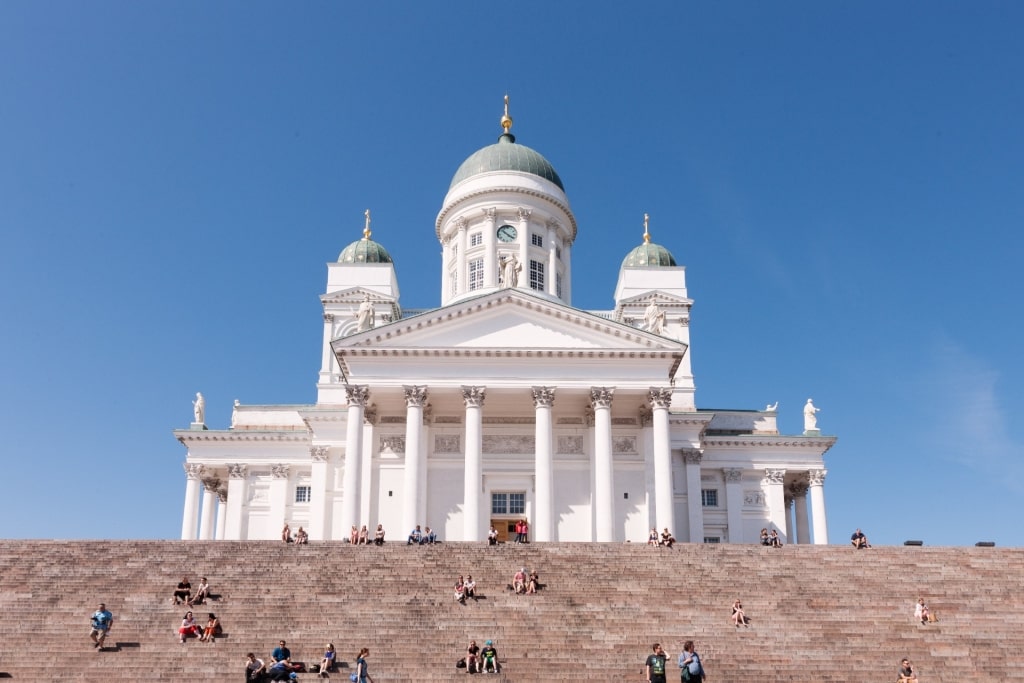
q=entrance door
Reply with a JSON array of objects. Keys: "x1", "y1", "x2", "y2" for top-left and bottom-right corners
[{"x1": 490, "y1": 519, "x2": 515, "y2": 543}]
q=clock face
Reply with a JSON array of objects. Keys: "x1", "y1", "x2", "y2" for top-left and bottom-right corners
[{"x1": 496, "y1": 225, "x2": 518, "y2": 242}]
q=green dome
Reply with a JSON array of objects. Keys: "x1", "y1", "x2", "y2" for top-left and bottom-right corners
[
  {"x1": 621, "y1": 241, "x2": 677, "y2": 268},
  {"x1": 339, "y1": 237, "x2": 393, "y2": 264},
  {"x1": 449, "y1": 133, "x2": 564, "y2": 191}
]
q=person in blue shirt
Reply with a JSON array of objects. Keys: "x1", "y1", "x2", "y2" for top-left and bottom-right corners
[
  {"x1": 89, "y1": 602, "x2": 113, "y2": 650},
  {"x1": 271, "y1": 640, "x2": 291, "y2": 663},
  {"x1": 421, "y1": 526, "x2": 437, "y2": 544},
  {"x1": 678, "y1": 640, "x2": 705, "y2": 681},
  {"x1": 407, "y1": 525, "x2": 423, "y2": 545}
]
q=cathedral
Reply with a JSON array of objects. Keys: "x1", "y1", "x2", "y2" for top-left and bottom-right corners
[{"x1": 175, "y1": 100, "x2": 836, "y2": 544}]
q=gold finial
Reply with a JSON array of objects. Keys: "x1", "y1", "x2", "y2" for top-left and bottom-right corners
[
  {"x1": 643, "y1": 213, "x2": 651, "y2": 243},
  {"x1": 500, "y1": 94, "x2": 513, "y2": 134},
  {"x1": 363, "y1": 209, "x2": 372, "y2": 240}
]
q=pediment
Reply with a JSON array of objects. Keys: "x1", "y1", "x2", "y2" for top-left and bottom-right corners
[
  {"x1": 616, "y1": 290, "x2": 693, "y2": 308},
  {"x1": 321, "y1": 286, "x2": 397, "y2": 305},
  {"x1": 334, "y1": 289, "x2": 687, "y2": 352}
]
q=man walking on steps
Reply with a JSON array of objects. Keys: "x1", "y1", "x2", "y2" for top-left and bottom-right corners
[{"x1": 89, "y1": 602, "x2": 113, "y2": 651}]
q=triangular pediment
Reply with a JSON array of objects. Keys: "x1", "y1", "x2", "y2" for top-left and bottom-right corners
[
  {"x1": 334, "y1": 289, "x2": 686, "y2": 352},
  {"x1": 320, "y1": 286, "x2": 397, "y2": 305},
  {"x1": 616, "y1": 290, "x2": 693, "y2": 308}
]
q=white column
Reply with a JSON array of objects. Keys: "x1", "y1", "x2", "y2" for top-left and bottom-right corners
[
  {"x1": 808, "y1": 469, "x2": 829, "y2": 544},
  {"x1": 402, "y1": 385, "x2": 429, "y2": 535},
  {"x1": 563, "y1": 242, "x2": 572, "y2": 305},
  {"x1": 441, "y1": 239, "x2": 452, "y2": 302},
  {"x1": 684, "y1": 450, "x2": 704, "y2": 543},
  {"x1": 268, "y1": 464, "x2": 290, "y2": 540},
  {"x1": 341, "y1": 385, "x2": 369, "y2": 536},
  {"x1": 225, "y1": 464, "x2": 248, "y2": 540},
  {"x1": 309, "y1": 446, "x2": 331, "y2": 540},
  {"x1": 790, "y1": 480, "x2": 811, "y2": 544},
  {"x1": 319, "y1": 313, "x2": 336, "y2": 383},
  {"x1": 517, "y1": 207, "x2": 531, "y2": 289},
  {"x1": 591, "y1": 387, "x2": 615, "y2": 542},
  {"x1": 649, "y1": 388, "x2": 675, "y2": 536},
  {"x1": 764, "y1": 469, "x2": 788, "y2": 541},
  {"x1": 462, "y1": 386, "x2": 486, "y2": 541},
  {"x1": 199, "y1": 478, "x2": 218, "y2": 540},
  {"x1": 532, "y1": 386, "x2": 555, "y2": 542},
  {"x1": 723, "y1": 468, "x2": 744, "y2": 544},
  {"x1": 360, "y1": 408, "x2": 377, "y2": 532},
  {"x1": 215, "y1": 490, "x2": 227, "y2": 540},
  {"x1": 545, "y1": 220, "x2": 558, "y2": 296},
  {"x1": 456, "y1": 218, "x2": 468, "y2": 296},
  {"x1": 483, "y1": 208, "x2": 498, "y2": 288},
  {"x1": 181, "y1": 463, "x2": 204, "y2": 540}
]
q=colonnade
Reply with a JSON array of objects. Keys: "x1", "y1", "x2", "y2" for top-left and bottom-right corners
[{"x1": 180, "y1": 387, "x2": 829, "y2": 544}]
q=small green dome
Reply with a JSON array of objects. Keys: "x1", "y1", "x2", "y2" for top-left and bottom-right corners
[
  {"x1": 621, "y1": 241, "x2": 677, "y2": 268},
  {"x1": 339, "y1": 237, "x2": 393, "y2": 264},
  {"x1": 450, "y1": 133, "x2": 564, "y2": 191}
]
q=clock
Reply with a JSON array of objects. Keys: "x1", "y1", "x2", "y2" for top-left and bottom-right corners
[{"x1": 496, "y1": 225, "x2": 518, "y2": 242}]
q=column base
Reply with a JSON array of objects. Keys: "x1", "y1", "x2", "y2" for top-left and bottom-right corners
[
  {"x1": 803, "y1": 429, "x2": 820, "y2": 436},
  {"x1": 190, "y1": 422, "x2": 208, "y2": 430}
]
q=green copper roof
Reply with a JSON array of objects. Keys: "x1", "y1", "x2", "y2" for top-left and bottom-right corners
[
  {"x1": 449, "y1": 133, "x2": 564, "y2": 191},
  {"x1": 339, "y1": 238, "x2": 393, "y2": 264},
  {"x1": 621, "y1": 242, "x2": 677, "y2": 268}
]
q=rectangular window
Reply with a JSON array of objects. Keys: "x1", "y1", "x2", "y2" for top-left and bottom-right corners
[
  {"x1": 469, "y1": 258, "x2": 484, "y2": 291},
  {"x1": 556, "y1": 273, "x2": 563, "y2": 298},
  {"x1": 531, "y1": 233, "x2": 543, "y2": 247},
  {"x1": 470, "y1": 232, "x2": 483, "y2": 247},
  {"x1": 703, "y1": 536, "x2": 721, "y2": 544},
  {"x1": 529, "y1": 260, "x2": 544, "y2": 291},
  {"x1": 491, "y1": 492, "x2": 526, "y2": 515},
  {"x1": 450, "y1": 272, "x2": 458, "y2": 296},
  {"x1": 556, "y1": 245, "x2": 562, "y2": 259},
  {"x1": 701, "y1": 489, "x2": 718, "y2": 507},
  {"x1": 491, "y1": 493, "x2": 508, "y2": 515},
  {"x1": 295, "y1": 486, "x2": 311, "y2": 504}
]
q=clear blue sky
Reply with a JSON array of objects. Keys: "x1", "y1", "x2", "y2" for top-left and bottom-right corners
[{"x1": 2, "y1": 2, "x2": 1021, "y2": 545}]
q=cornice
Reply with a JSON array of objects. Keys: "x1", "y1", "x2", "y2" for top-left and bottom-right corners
[
  {"x1": 704, "y1": 435, "x2": 837, "y2": 453},
  {"x1": 175, "y1": 431, "x2": 310, "y2": 444},
  {"x1": 436, "y1": 184, "x2": 578, "y2": 241}
]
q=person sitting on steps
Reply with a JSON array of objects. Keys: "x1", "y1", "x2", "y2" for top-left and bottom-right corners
[
  {"x1": 188, "y1": 577, "x2": 210, "y2": 606},
  {"x1": 480, "y1": 640, "x2": 499, "y2": 674},
  {"x1": 373, "y1": 524, "x2": 386, "y2": 546},
  {"x1": 294, "y1": 527, "x2": 308, "y2": 545},
  {"x1": 648, "y1": 528, "x2": 660, "y2": 546},
  {"x1": 512, "y1": 567, "x2": 526, "y2": 594},
  {"x1": 173, "y1": 576, "x2": 192, "y2": 605},
  {"x1": 407, "y1": 525, "x2": 423, "y2": 545},
  {"x1": 851, "y1": 528, "x2": 870, "y2": 549},
  {"x1": 464, "y1": 575, "x2": 477, "y2": 600},
  {"x1": 660, "y1": 528, "x2": 676, "y2": 548},
  {"x1": 731, "y1": 599, "x2": 749, "y2": 627},
  {"x1": 769, "y1": 529, "x2": 783, "y2": 548}
]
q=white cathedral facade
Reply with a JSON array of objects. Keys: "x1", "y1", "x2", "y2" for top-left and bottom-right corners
[{"x1": 175, "y1": 103, "x2": 836, "y2": 545}]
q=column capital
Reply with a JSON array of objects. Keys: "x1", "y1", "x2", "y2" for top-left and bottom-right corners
[
  {"x1": 184, "y1": 463, "x2": 205, "y2": 480},
  {"x1": 589, "y1": 386, "x2": 615, "y2": 408},
  {"x1": 788, "y1": 480, "x2": 809, "y2": 497},
  {"x1": 517, "y1": 207, "x2": 532, "y2": 221},
  {"x1": 682, "y1": 448, "x2": 703, "y2": 465},
  {"x1": 647, "y1": 387, "x2": 673, "y2": 409},
  {"x1": 545, "y1": 218, "x2": 561, "y2": 232},
  {"x1": 271, "y1": 464, "x2": 290, "y2": 479},
  {"x1": 217, "y1": 488, "x2": 228, "y2": 503},
  {"x1": 455, "y1": 216, "x2": 468, "y2": 231},
  {"x1": 201, "y1": 476, "x2": 221, "y2": 493},
  {"x1": 404, "y1": 385, "x2": 429, "y2": 407},
  {"x1": 764, "y1": 468, "x2": 786, "y2": 484},
  {"x1": 531, "y1": 386, "x2": 556, "y2": 408},
  {"x1": 807, "y1": 469, "x2": 827, "y2": 486},
  {"x1": 227, "y1": 463, "x2": 247, "y2": 479},
  {"x1": 723, "y1": 467, "x2": 743, "y2": 483},
  {"x1": 482, "y1": 207, "x2": 497, "y2": 220},
  {"x1": 310, "y1": 446, "x2": 330, "y2": 462},
  {"x1": 346, "y1": 385, "x2": 370, "y2": 407},
  {"x1": 462, "y1": 385, "x2": 486, "y2": 408},
  {"x1": 323, "y1": 313, "x2": 335, "y2": 323}
]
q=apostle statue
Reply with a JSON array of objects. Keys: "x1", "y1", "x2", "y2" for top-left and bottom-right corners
[
  {"x1": 500, "y1": 254, "x2": 522, "y2": 288},
  {"x1": 643, "y1": 300, "x2": 666, "y2": 335},
  {"x1": 355, "y1": 294, "x2": 376, "y2": 332},
  {"x1": 192, "y1": 392, "x2": 206, "y2": 425},
  {"x1": 803, "y1": 398, "x2": 820, "y2": 432}
]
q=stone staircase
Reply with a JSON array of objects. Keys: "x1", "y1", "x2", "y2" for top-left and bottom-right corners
[{"x1": 1, "y1": 540, "x2": 1022, "y2": 681}]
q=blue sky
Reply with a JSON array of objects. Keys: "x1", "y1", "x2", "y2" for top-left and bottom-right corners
[{"x1": 2, "y1": 2, "x2": 1021, "y2": 545}]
